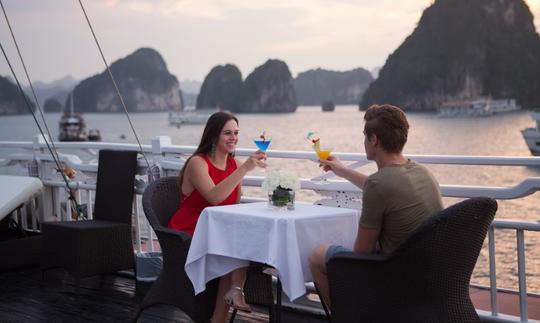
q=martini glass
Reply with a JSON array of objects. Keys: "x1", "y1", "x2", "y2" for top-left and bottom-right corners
[
  {"x1": 314, "y1": 144, "x2": 333, "y2": 184},
  {"x1": 307, "y1": 132, "x2": 332, "y2": 184},
  {"x1": 254, "y1": 137, "x2": 271, "y2": 152},
  {"x1": 254, "y1": 132, "x2": 271, "y2": 171}
]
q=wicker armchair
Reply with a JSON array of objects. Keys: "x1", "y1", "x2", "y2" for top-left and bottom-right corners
[
  {"x1": 135, "y1": 176, "x2": 276, "y2": 323},
  {"x1": 41, "y1": 149, "x2": 138, "y2": 292},
  {"x1": 327, "y1": 197, "x2": 498, "y2": 323},
  {"x1": 135, "y1": 176, "x2": 218, "y2": 323}
]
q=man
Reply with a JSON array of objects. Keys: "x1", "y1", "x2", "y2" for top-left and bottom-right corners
[{"x1": 309, "y1": 104, "x2": 443, "y2": 308}]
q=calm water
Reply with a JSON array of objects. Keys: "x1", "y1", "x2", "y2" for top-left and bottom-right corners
[{"x1": 1, "y1": 106, "x2": 539, "y2": 292}]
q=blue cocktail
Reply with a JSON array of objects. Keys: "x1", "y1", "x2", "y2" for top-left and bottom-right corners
[
  {"x1": 254, "y1": 139, "x2": 271, "y2": 151},
  {"x1": 254, "y1": 131, "x2": 271, "y2": 152}
]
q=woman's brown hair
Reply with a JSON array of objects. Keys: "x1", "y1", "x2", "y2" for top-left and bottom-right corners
[{"x1": 178, "y1": 111, "x2": 239, "y2": 189}]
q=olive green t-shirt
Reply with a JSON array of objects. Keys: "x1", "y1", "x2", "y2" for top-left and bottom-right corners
[{"x1": 359, "y1": 160, "x2": 443, "y2": 254}]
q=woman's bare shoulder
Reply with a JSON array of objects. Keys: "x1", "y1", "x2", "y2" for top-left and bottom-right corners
[{"x1": 186, "y1": 155, "x2": 208, "y2": 172}]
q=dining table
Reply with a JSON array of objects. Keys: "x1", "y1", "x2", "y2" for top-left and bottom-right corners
[{"x1": 184, "y1": 201, "x2": 359, "y2": 302}]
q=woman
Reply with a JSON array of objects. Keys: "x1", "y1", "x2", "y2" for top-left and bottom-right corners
[{"x1": 168, "y1": 111, "x2": 266, "y2": 323}]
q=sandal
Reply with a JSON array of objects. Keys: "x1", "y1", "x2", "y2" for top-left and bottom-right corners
[{"x1": 223, "y1": 286, "x2": 252, "y2": 313}]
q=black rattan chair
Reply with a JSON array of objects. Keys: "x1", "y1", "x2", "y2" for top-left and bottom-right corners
[
  {"x1": 327, "y1": 197, "x2": 498, "y2": 323},
  {"x1": 41, "y1": 149, "x2": 138, "y2": 292},
  {"x1": 135, "y1": 176, "x2": 218, "y2": 323},
  {"x1": 135, "y1": 176, "x2": 276, "y2": 323}
]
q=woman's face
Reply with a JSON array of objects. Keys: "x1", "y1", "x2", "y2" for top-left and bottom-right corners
[{"x1": 216, "y1": 119, "x2": 239, "y2": 154}]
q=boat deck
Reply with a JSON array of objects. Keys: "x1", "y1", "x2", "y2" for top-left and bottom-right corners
[
  {"x1": 1, "y1": 266, "x2": 539, "y2": 322},
  {"x1": 0, "y1": 266, "x2": 327, "y2": 322}
]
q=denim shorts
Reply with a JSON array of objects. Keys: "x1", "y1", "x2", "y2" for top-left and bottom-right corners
[{"x1": 325, "y1": 244, "x2": 352, "y2": 263}]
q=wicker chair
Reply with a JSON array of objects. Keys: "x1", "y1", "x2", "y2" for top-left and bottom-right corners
[
  {"x1": 41, "y1": 149, "x2": 138, "y2": 292},
  {"x1": 135, "y1": 176, "x2": 218, "y2": 323},
  {"x1": 135, "y1": 176, "x2": 276, "y2": 323},
  {"x1": 327, "y1": 197, "x2": 498, "y2": 323}
]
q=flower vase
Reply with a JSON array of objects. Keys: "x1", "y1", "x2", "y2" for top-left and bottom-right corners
[{"x1": 269, "y1": 186, "x2": 295, "y2": 210}]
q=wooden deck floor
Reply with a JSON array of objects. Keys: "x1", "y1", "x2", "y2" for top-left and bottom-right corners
[
  {"x1": 0, "y1": 267, "x2": 326, "y2": 322},
  {"x1": 1, "y1": 266, "x2": 539, "y2": 322}
]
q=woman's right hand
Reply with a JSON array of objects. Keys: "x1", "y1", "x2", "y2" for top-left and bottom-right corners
[{"x1": 242, "y1": 151, "x2": 267, "y2": 172}]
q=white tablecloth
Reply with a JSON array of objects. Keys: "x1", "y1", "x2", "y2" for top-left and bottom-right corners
[{"x1": 185, "y1": 202, "x2": 359, "y2": 301}]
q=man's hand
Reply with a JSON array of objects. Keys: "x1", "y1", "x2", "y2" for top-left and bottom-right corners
[
  {"x1": 319, "y1": 155, "x2": 346, "y2": 177},
  {"x1": 319, "y1": 155, "x2": 368, "y2": 188}
]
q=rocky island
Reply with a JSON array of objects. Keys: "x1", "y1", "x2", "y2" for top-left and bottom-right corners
[
  {"x1": 69, "y1": 47, "x2": 183, "y2": 113},
  {"x1": 361, "y1": 0, "x2": 540, "y2": 111}
]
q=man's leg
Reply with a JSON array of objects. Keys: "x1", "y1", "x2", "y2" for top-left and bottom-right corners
[{"x1": 309, "y1": 244, "x2": 332, "y2": 309}]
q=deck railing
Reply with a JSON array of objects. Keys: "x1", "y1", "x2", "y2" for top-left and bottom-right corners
[{"x1": 1, "y1": 134, "x2": 540, "y2": 322}]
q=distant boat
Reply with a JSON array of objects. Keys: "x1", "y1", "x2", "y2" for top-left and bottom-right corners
[
  {"x1": 322, "y1": 101, "x2": 335, "y2": 112},
  {"x1": 168, "y1": 108, "x2": 214, "y2": 127},
  {"x1": 58, "y1": 93, "x2": 101, "y2": 142},
  {"x1": 521, "y1": 112, "x2": 540, "y2": 156},
  {"x1": 58, "y1": 113, "x2": 87, "y2": 141},
  {"x1": 438, "y1": 98, "x2": 520, "y2": 118},
  {"x1": 87, "y1": 129, "x2": 102, "y2": 141}
]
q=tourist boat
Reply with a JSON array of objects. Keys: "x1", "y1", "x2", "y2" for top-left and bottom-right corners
[
  {"x1": 168, "y1": 109, "x2": 213, "y2": 127},
  {"x1": 58, "y1": 93, "x2": 101, "y2": 142},
  {"x1": 1, "y1": 135, "x2": 539, "y2": 322},
  {"x1": 438, "y1": 98, "x2": 521, "y2": 118},
  {"x1": 521, "y1": 112, "x2": 540, "y2": 156},
  {"x1": 321, "y1": 101, "x2": 335, "y2": 112},
  {"x1": 58, "y1": 112, "x2": 88, "y2": 141}
]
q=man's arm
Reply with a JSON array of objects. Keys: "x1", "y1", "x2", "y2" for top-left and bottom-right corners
[
  {"x1": 336, "y1": 167, "x2": 369, "y2": 189},
  {"x1": 319, "y1": 155, "x2": 368, "y2": 188},
  {"x1": 353, "y1": 225, "x2": 380, "y2": 254}
]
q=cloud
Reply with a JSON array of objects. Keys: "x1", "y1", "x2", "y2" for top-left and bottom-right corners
[{"x1": 95, "y1": 0, "x2": 224, "y2": 18}]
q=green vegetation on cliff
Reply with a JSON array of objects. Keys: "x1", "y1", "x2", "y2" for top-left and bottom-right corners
[
  {"x1": 294, "y1": 68, "x2": 373, "y2": 105},
  {"x1": 196, "y1": 64, "x2": 244, "y2": 111},
  {"x1": 0, "y1": 75, "x2": 34, "y2": 115},
  {"x1": 361, "y1": 0, "x2": 540, "y2": 111}
]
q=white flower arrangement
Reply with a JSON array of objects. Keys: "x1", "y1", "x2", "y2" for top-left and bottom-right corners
[{"x1": 261, "y1": 169, "x2": 301, "y2": 192}]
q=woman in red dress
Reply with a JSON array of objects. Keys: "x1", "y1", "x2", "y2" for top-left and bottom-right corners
[{"x1": 168, "y1": 111, "x2": 266, "y2": 323}]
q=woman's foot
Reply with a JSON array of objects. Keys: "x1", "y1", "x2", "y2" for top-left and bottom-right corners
[{"x1": 223, "y1": 286, "x2": 252, "y2": 313}]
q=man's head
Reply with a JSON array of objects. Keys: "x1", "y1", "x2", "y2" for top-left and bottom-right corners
[{"x1": 363, "y1": 104, "x2": 409, "y2": 158}]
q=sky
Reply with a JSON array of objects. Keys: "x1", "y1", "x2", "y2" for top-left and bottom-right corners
[{"x1": 0, "y1": 0, "x2": 539, "y2": 85}]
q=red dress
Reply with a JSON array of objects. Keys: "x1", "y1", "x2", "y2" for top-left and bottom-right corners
[{"x1": 168, "y1": 154, "x2": 239, "y2": 235}]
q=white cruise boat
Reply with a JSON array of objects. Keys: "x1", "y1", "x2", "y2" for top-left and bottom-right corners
[
  {"x1": 168, "y1": 109, "x2": 214, "y2": 127},
  {"x1": 521, "y1": 112, "x2": 540, "y2": 155},
  {"x1": 438, "y1": 98, "x2": 521, "y2": 118}
]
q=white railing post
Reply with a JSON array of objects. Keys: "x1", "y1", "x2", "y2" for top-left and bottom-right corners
[
  {"x1": 516, "y1": 230, "x2": 528, "y2": 322},
  {"x1": 86, "y1": 190, "x2": 93, "y2": 219},
  {"x1": 147, "y1": 220, "x2": 154, "y2": 252},
  {"x1": 33, "y1": 134, "x2": 56, "y2": 222},
  {"x1": 133, "y1": 196, "x2": 142, "y2": 253},
  {"x1": 150, "y1": 136, "x2": 172, "y2": 178},
  {"x1": 488, "y1": 227, "x2": 498, "y2": 316}
]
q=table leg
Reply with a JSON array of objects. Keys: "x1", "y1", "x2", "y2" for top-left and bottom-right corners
[{"x1": 276, "y1": 278, "x2": 282, "y2": 323}]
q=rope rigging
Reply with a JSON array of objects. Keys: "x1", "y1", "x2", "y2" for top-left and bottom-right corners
[
  {"x1": 0, "y1": 0, "x2": 158, "y2": 222},
  {"x1": 0, "y1": 1, "x2": 62, "y2": 165},
  {"x1": 77, "y1": 0, "x2": 151, "y2": 170},
  {"x1": 0, "y1": 5, "x2": 84, "y2": 219}
]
